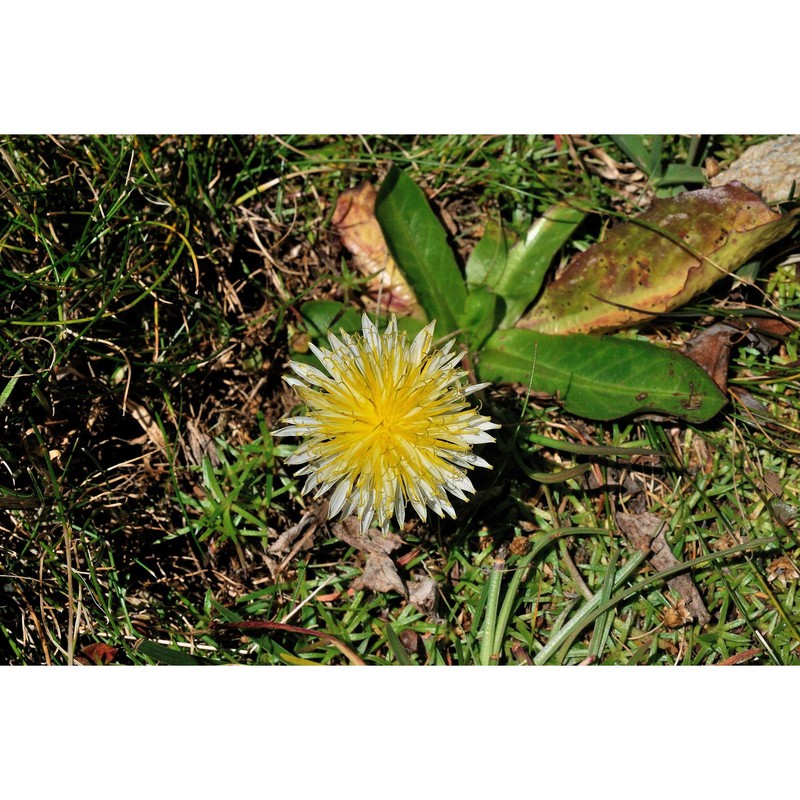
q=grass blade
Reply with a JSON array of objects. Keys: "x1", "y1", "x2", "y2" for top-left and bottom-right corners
[
  {"x1": 478, "y1": 557, "x2": 505, "y2": 665},
  {"x1": 383, "y1": 620, "x2": 413, "y2": 665}
]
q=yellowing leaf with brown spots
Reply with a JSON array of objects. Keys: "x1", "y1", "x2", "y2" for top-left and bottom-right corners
[{"x1": 520, "y1": 182, "x2": 800, "y2": 334}]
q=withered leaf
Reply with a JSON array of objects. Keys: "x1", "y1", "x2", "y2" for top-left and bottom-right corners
[
  {"x1": 522, "y1": 183, "x2": 800, "y2": 334},
  {"x1": 333, "y1": 517, "x2": 408, "y2": 597},
  {"x1": 398, "y1": 628, "x2": 424, "y2": 660},
  {"x1": 332, "y1": 516, "x2": 404, "y2": 555},
  {"x1": 716, "y1": 648, "x2": 762, "y2": 666},
  {"x1": 743, "y1": 316, "x2": 796, "y2": 353},
  {"x1": 683, "y1": 322, "x2": 739, "y2": 392},
  {"x1": 767, "y1": 556, "x2": 800, "y2": 589},
  {"x1": 332, "y1": 182, "x2": 423, "y2": 318},
  {"x1": 408, "y1": 576, "x2": 437, "y2": 615},
  {"x1": 76, "y1": 643, "x2": 119, "y2": 665},
  {"x1": 124, "y1": 398, "x2": 167, "y2": 450},
  {"x1": 685, "y1": 317, "x2": 795, "y2": 393},
  {"x1": 184, "y1": 419, "x2": 220, "y2": 468},
  {"x1": 351, "y1": 552, "x2": 408, "y2": 598},
  {"x1": 761, "y1": 470, "x2": 782, "y2": 498},
  {"x1": 269, "y1": 506, "x2": 324, "y2": 557},
  {"x1": 616, "y1": 512, "x2": 712, "y2": 626}
]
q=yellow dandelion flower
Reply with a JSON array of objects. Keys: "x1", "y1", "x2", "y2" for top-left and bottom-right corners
[{"x1": 274, "y1": 313, "x2": 499, "y2": 533}]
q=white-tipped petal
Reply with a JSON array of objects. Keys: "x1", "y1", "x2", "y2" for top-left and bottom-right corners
[
  {"x1": 328, "y1": 480, "x2": 350, "y2": 517},
  {"x1": 282, "y1": 375, "x2": 305, "y2": 389},
  {"x1": 411, "y1": 496, "x2": 428, "y2": 522},
  {"x1": 463, "y1": 382, "x2": 491, "y2": 395},
  {"x1": 272, "y1": 425, "x2": 296, "y2": 437},
  {"x1": 360, "y1": 505, "x2": 374, "y2": 534},
  {"x1": 452, "y1": 473, "x2": 476, "y2": 496},
  {"x1": 409, "y1": 321, "x2": 435, "y2": 365},
  {"x1": 394, "y1": 485, "x2": 406, "y2": 529}
]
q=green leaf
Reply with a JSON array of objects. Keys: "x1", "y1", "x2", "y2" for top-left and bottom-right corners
[
  {"x1": 465, "y1": 218, "x2": 510, "y2": 285},
  {"x1": 375, "y1": 167, "x2": 467, "y2": 335},
  {"x1": 467, "y1": 205, "x2": 586, "y2": 329},
  {"x1": 298, "y1": 300, "x2": 351, "y2": 339},
  {"x1": 496, "y1": 204, "x2": 587, "y2": 328},
  {"x1": 478, "y1": 557, "x2": 504, "y2": 666},
  {"x1": 459, "y1": 285, "x2": 504, "y2": 351},
  {"x1": 478, "y1": 329, "x2": 727, "y2": 422},
  {"x1": 136, "y1": 639, "x2": 216, "y2": 665}
]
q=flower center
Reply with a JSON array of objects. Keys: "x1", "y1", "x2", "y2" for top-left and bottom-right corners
[{"x1": 358, "y1": 390, "x2": 412, "y2": 454}]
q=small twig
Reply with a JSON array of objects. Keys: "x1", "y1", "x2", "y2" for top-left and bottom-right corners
[
  {"x1": 16, "y1": 583, "x2": 52, "y2": 666},
  {"x1": 64, "y1": 518, "x2": 75, "y2": 666},
  {"x1": 560, "y1": 541, "x2": 594, "y2": 601},
  {"x1": 278, "y1": 527, "x2": 318, "y2": 574},
  {"x1": 280, "y1": 576, "x2": 334, "y2": 625},
  {"x1": 716, "y1": 648, "x2": 762, "y2": 666}
]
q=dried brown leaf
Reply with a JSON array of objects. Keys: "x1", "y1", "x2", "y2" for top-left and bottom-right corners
[
  {"x1": 743, "y1": 316, "x2": 797, "y2": 356},
  {"x1": 269, "y1": 507, "x2": 323, "y2": 557},
  {"x1": 616, "y1": 511, "x2": 712, "y2": 626},
  {"x1": 746, "y1": 316, "x2": 795, "y2": 341},
  {"x1": 124, "y1": 398, "x2": 166, "y2": 450},
  {"x1": 76, "y1": 643, "x2": 119, "y2": 665},
  {"x1": 332, "y1": 518, "x2": 410, "y2": 597},
  {"x1": 683, "y1": 322, "x2": 738, "y2": 392},
  {"x1": 332, "y1": 516, "x2": 404, "y2": 555},
  {"x1": 332, "y1": 182, "x2": 422, "y2": 317},
  {"x1": 408, "y1": 576, "x2": 437, "y2": 614},
  {"x1": 184, "y1": 419, "x2": 220, "y2": 468},
  {"x1": 398, "y1": 629, "x2": 424, "y2": 660},
  {"x1": 351, "y1": 552, "x2": 408, "y2": 597},
  {"x1": 686, "y1": 316, "x2": 797, "y2": 393},
  {"x1": 716, "y1": 647, "x2": 762, "y2": 666},
  {"x1": 767, "y1": 556, "x2": 800, "y2": 588}
]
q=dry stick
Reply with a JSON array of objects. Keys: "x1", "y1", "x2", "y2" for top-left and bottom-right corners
[
  {"x1": 216, "y1": 620, "x2": 366, "y2": 666},
  {"x1": 278, "y1": 525, "x2": 319, "y2": 575},
  {"x1": 64, "y1": 519, "x2": 75, "y2": 666},
  {"x1": 233, "y1": 167, "x2": 337, "y2": 207},
  {"x1": 280, "y1": 576, "x2": 335, "y2": 625},
  {"x1": 560, "y1": 542, "x2": 594, "y2": 601},
  {"x1": 17, "y1": 581, "x2": 52, "y2": 666},
  {"x1": 716, "y1": 647, "x2": 762, "y2": 666}
]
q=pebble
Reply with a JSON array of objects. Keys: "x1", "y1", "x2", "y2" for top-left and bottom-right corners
[{"x1": 710, "y1": 134, "x2": 800, "y2": 202}]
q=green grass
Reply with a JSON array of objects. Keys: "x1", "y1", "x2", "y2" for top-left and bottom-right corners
[{"x1": 1, "y1": 134, "x2": 799, "y2": 665}]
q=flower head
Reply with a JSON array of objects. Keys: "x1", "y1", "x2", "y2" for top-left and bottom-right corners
[{"x1": 275, "y1": 313, "x2": 499, "y2": 533}]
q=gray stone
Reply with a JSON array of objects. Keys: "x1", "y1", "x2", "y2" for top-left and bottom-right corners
[{"x1": 711, "y1": 134, "x2": 800, "y2": 202}]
